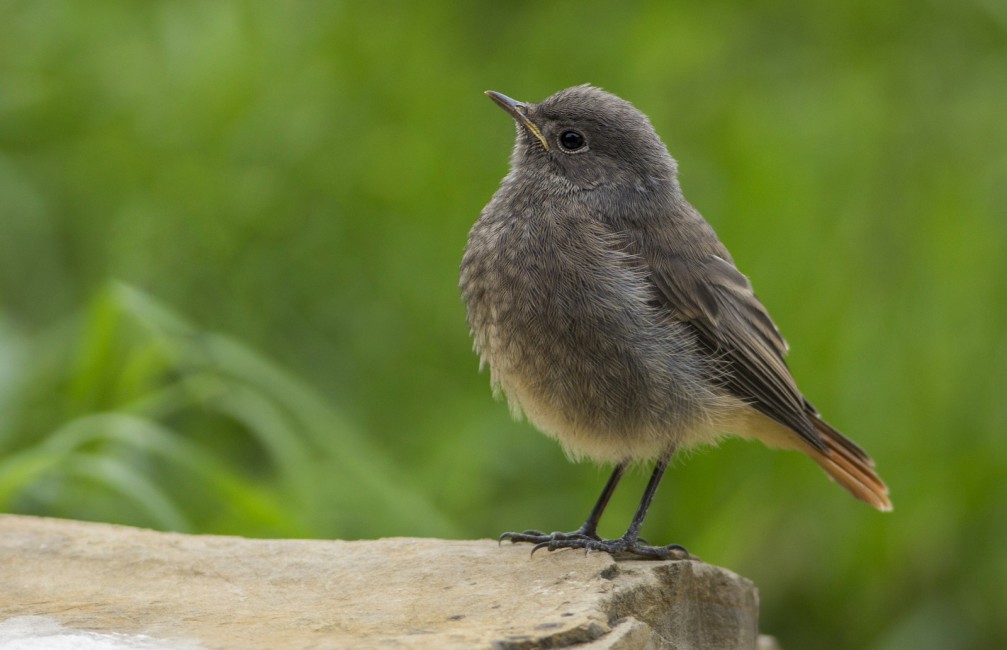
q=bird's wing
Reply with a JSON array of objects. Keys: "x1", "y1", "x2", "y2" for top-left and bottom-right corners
[{"x1": 646, "y1": 250, "x2": 826, "y2": 451}]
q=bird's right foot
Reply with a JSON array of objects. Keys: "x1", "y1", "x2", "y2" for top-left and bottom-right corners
[{"x1": 498, "y1": 528, "x2": 599, "y2": 546}]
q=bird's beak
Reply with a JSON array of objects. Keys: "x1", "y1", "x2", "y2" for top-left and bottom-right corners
[{"x1": 485, "y1": 90, "x2": 550, "y2": 151}]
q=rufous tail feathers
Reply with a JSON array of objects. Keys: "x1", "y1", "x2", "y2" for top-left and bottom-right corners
[{"x1": 807, "y1": 416, "x2": 892, "y2": 512}]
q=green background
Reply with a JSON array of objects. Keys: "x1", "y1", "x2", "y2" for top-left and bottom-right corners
[{"x1": 1, "y1": 2, "x2": 1005, "y2": 648}]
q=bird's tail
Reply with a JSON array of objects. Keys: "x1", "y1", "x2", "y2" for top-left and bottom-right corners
[{"x1": 806, "y1": 416, "x2": 892, "y2": 512}]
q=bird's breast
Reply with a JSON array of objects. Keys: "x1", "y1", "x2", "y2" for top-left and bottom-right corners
[
  {"x1": 460, "y1": 193, "x2": 721, "y2": 461},
  {"x1": 461, "y1": 198, "x2": 650, "y2": 377}
]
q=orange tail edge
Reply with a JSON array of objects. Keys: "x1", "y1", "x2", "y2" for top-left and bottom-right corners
[{"x1": 808, "y1": 416, "x2": 892, "y2": 512}]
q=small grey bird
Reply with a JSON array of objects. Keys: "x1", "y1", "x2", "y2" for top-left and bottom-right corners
[{"x1": 459, "y1": 85, "x2": 891, "y2": 560}]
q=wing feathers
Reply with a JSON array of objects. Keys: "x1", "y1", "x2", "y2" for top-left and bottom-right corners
[{"x1": 649, "y1": 252, "x2": 825, "y2": 451}]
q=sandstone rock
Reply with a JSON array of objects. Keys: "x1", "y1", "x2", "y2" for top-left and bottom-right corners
[{"x1": 0, "y1": 515, "x2": 760, "y2": 649}]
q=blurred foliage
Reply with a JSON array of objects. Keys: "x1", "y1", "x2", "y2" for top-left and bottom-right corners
[{"x1": 0, "y1": 1, "x2": 1005, "y2": 648}]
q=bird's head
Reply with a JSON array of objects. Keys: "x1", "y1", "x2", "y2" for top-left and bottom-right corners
[{"x1": 486, "y1": 85, "x2": 679, "y2": 194}]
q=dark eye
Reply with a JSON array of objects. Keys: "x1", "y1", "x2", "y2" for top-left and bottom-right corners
[{"x1": 559, "y1": 130, "x2": 586, "y2": 151}]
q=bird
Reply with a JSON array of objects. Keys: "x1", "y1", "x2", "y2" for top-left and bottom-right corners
[{"x1": 459, "y1": 85, "x2": 891, "y2": 560}]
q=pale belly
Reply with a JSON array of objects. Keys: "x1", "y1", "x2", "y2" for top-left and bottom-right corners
[{"x1": 460, "y1": 211, "x2": 741, "y2": 462}]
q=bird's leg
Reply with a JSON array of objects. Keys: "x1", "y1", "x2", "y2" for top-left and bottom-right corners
[
  {"x1": 530, "y1": 450, "x2": 693, "y2": 561},
  {"x1": 499, "y1": 461, "x2": 626, "y2": 545}
]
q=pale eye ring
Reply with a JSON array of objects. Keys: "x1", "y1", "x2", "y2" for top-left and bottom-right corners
[{"x1": 558, "y1": 130, "x2": 587, "y2": 152}]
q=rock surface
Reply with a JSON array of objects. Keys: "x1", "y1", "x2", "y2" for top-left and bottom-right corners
[{"x1": 0, "y1": 515, "x2": 760, "y2": 649}]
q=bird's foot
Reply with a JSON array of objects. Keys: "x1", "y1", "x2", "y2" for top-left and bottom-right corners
[
  {"x1": 530, "y1": 534, "x2": 693, "y2": 561},
  {"x1": 498, "y1": 527, "x2": 600, "y2": 546}
]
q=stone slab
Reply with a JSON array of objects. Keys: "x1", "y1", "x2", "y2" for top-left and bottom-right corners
[{"x1": 0, "y1": 515, "x2": 759, "y2": 649}]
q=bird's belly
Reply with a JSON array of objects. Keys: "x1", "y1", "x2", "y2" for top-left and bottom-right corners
[{"x1": 463, "y1": 231, "x2": 730, "y2": 462}]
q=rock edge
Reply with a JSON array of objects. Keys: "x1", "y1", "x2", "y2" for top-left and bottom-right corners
[{"x1": 0, "y1": 515, "x2": 759, "y2": 649}]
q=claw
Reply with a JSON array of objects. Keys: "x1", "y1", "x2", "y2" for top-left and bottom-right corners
[{"x1": 530, "y1": 541, "x2": 551, "y2": 557}]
